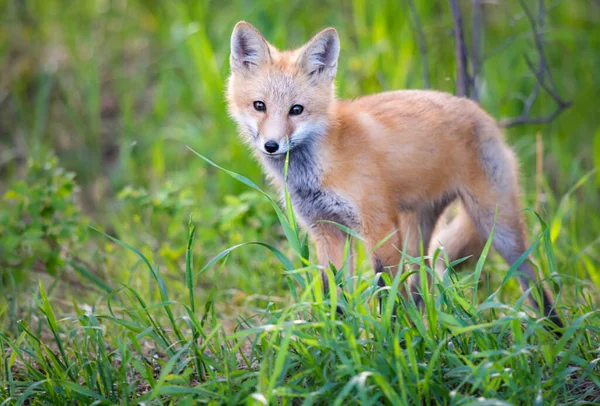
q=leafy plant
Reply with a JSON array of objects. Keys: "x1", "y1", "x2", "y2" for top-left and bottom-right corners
[
  {"x1": 217, "y1": 191, "x2": 279, "y2": 239},
  {"x1": 0, "y1": 153, "x2": 87, "y2": 287}
]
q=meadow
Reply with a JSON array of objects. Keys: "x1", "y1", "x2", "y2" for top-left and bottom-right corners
[{"x1": 1, "y1": 0, "x2": 600, "y2": 404}]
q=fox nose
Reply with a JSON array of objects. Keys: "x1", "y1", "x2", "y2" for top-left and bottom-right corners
[{"x1": 264, "y1": 141, "x2": 279, "y2": 153}]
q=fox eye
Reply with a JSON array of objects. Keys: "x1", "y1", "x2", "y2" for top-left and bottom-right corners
[
  {"x1": 289, "y1": 104, "x2": 304, "y2": 116},
  {"x1": 253, "y1": 101, "x2": 266, "y2": 112}
]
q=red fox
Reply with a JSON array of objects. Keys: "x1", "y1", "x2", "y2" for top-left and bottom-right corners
[{"x1": 226, "y1": 21, "x2": 562, "y2": 327}]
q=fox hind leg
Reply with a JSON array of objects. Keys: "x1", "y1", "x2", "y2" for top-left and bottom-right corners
[
  {"x1": 460, "y1": 185, "x2": 563, "y2": 328},
  {"x1": 429, "y1": 205, "x2": 485, "y2": 280},
  {"x1": 404, "y1": 198, "x2": 454, "y2": 308}
]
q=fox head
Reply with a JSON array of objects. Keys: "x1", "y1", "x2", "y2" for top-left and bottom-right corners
[{"x1": 226, "y1": 21, "x2": 339, "y2": 156}]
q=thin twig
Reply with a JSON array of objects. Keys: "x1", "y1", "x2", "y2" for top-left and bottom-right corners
[
  {"x1": 408, "y1": 0, "x2": 430, "y2": 89},
  {"x1": 485, "y1": 0, "x2": 566, "y2": 59},
  {"x1": 449, "y1": 0, "x2": 472, "y2": 98},
  {"x1": 523, "y1": 55, "x2": 568, "y2": 105},
  {"x1": 501, "y1": 0, "x2": 571, "y2": 127},
  {"x1": 501, "y1": 103, "x2": 570, "y2": 127},
  {"x1": 471, "y1": 0, "x2": 483, "y2": 101}
]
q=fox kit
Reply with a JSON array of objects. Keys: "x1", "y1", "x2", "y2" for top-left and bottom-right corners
[{"x1": 226, "y1": 21, "x2": 562, "y2": 327}]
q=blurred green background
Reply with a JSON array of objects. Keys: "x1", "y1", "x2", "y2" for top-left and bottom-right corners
[{"x1": 1, "y1": 0, "x2": 599, "y2": 325}]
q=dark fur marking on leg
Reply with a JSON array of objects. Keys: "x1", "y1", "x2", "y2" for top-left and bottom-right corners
[
  {"x1": 373, "y1": 258, "x2": 387, "y2": 314},
  {"x1": 538, "y1": 287, "x2": 563, "y2": 329},
  {"x1": 419, "y1": 193, "x2": 456, "y2": 239},
  {"x1": 374, "y1": 258, "x2": 385, "y2": 278}
]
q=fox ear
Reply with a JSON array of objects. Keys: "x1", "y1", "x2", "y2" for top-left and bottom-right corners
[
  {"x1": 230, "y1": 21, "x2": 271, "y2": 72},
  {"x1": 297, "y1": 28, "x2": 340, "y2": 80}
]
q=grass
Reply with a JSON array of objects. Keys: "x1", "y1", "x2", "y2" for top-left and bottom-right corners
[
  {"x1": 1, "y1": 0, "x2": 600, "y2": 404},
  {"x1": 1, "y1": 154, "x2": 599, "y2": 404}
]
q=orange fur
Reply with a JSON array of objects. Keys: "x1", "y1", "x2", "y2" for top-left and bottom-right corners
[{"x1": 226, "y1": 22, "x2": 562, "y2": 327}]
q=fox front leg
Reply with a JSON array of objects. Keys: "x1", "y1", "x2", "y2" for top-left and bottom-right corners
[
  {"x1": 312, "y1": 223, "x2": 353, "y2": 313},
  {"x1": 362, "y1": 216, "x2": 404, "y2": 314}
]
